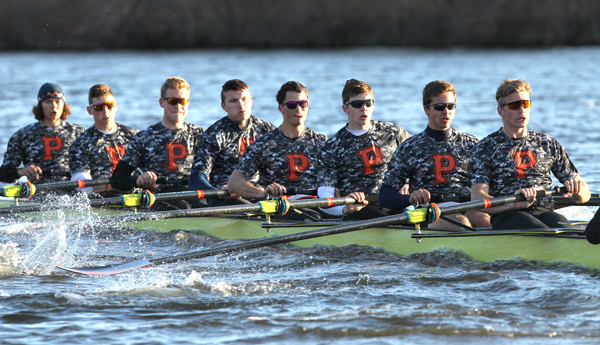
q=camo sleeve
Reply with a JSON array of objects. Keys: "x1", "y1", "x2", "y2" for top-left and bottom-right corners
[
  {"x1": 0, "y1": 129, "x2": 26, "y2": 182},
  {"x1": 382, "y1": 139, "x2": 412, "y2": 191},
  {"x1": 467, "y1": 139, "x2": 492, "y2": 186},
  {"x1": 316, "y1": 139, "x2": 340, "y2": 189},
  {"x1": 395, "y1": 124, "x2": 411, "y2": 144},
  {"x1": 68, "y1": 134, "x2": 91, "y2": 175},
  {"x1": 236, "y1": 138, "x2": 263, "y2": 180},
  {"x1": 120, "y1": 131, "x2": 145, "y2": 169},
  {"x1": 549, "y1": 137, "x2": 579, "y2": 183},
  {"x1": 1, "y1": 129, "x2": 26, "y2": 169},
  {"x1": 192, "y1": 131, "x2": 218, "y2": 177}
]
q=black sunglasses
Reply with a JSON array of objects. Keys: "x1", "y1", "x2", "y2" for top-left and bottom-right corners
[
  {"x1": 283, "y1": 100, "x2": 309, "y2": 109},
  {"x1": 345, "y1": 99, "x2": 374, "y2": 108},
  {"x1": 427, "y1": 103, "x2": 456, "y2": 111}
]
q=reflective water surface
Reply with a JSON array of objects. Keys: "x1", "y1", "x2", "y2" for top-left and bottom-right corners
[{"x1": 0, "y1": 48, "x2": 600, "y2": 344}]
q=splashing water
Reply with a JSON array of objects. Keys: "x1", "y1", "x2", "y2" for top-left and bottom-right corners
[
  {"x1": 19, "y1": 212, "x2": 69, "y2": 275},
  {"x1": 0, "y1": 241, "x2": 19, "y2": 273}
]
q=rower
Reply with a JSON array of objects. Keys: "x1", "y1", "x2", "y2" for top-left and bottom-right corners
[
  {"x1": 110, "y1": 77, "x2": 205, "y2": 210},
  {"x1": 469, "y1": 79, "x2": 590, "y2": 230},
  {"x1": 317, "y1": 79, "x2": 410, "y2": 220},
  {"x1": 69, "y1": 84, "x2": 138, "y2": 196},
  {"x1": 227, "y1": 81, "x2": 327, "y2": 219},
  {"x1": 188, "y1": 79, "x2": 276, "y2": 206},
  {"x1": 0, "y1": 82, "x2": 84, "y2": 185},
  {"x1": 379, "y1": 80, "x2": 490, "y2": 229}
]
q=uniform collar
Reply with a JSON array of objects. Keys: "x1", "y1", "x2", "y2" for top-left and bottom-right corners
[{"x1": 425, "y1": 126, "x2": 451, "y2": 141}]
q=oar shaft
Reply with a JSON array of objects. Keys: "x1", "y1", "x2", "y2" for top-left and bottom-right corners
[
  {"x1": 100, "y1": 196, "x2": 357, "y2": 223},
  {"x1": 150, "y1": 190, "x2": 228, "y2": 202},
  {"x1": 0, "y1": 189, "x2": 231, "y2": 214},
  {"x1": 35, "y1": 178, "x2": 111, "y2": 191},
  {"x1": 437, "y1": 189, "x2": 555, "y2": 215},
  {"x1": 554, "y1": 196, "x2": 600, "y2": 207},
  {"x1": 151, "y1": 210, "x2": 410, "y2": 265}
]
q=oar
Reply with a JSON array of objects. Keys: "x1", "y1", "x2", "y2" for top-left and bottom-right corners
[
  {"x1": 57, "y1": 188, "x2": 562, "y2": 276},
  {"x1": 0, "y1": 177, "x2": 192, "y2": 200},
  {"x1": 554, "y1": 196, "x2": 600, "y2": 207},
  {"x1": 411, "y1": 228, "x2": 585, "y2": 239},
  {"x1": 75, "y1": 195, "x2": 356, "y2": 226},
  {"x1": 0, "y1": 178, "x2": 111, "y2": 199},
  {"x1": 0, "y1": 189, "x2": 229, "y2": 215}
]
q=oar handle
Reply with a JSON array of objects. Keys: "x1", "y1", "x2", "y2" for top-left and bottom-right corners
[
  {"x1": 91, "y1": 189, "x2": 229, "y2": 208},
  {"x1": 155, "y1": 178, "x2": 188, "y2": 185},
  {"x1": 286, "y1": 188, "x2": 317, "y2": 196}
]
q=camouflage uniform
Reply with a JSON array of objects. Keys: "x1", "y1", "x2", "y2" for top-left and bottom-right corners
[
  {"x1": 383, "y1": 127, "x2": 478, "y2": 200},
  {"x1": 317, "y1": 120, "x2": 410, "y2": 196},
  {"x1": 113, "y1": 122, "x2": 204, "y2": 192},
  {"x1": 192, "y1": 116, "x2": 276, "y2": 188},
  {"x1": 468, "y1": 128, "x2": 579, "y2": 209},
  {"x1": 69, "y1": 123, "x2": 139, "y2": 179},
  {"x1": 237, "y1": 127, "x2": 327, "y2": 189},
  {"x1": 0, "y1": 121, "x2": 85, "y2": 183}
]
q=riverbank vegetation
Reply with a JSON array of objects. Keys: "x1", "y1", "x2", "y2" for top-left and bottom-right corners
[{"x1": 1, "y1": 0, "x2": 599, "y2": 50}]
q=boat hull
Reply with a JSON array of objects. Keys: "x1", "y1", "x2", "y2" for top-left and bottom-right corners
[
  {"x1": 130, "y1": 216, "x2": 599, "y2": 270},
  {"x1": 3, "y1": 195, "x2": 597, "y2": 270}
]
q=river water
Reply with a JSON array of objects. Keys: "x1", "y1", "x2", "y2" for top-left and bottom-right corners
[{"x1": 0, "y1": 48, "x2": 600, "y2": 344}]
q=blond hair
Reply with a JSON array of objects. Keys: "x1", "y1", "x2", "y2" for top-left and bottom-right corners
[
  {"x1": 161, "y1": 77, "x2": 190, "y2": 97},
  {"x1": 496, "y1": 79, "x2": 532, "y2": 106}
]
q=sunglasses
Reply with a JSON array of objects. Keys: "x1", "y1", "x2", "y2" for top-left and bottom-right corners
[
  {"x1": 283, "y1": 100, "x2": 309, "y2": 109},
  {"x1": 345, "y1": 99, "x2": 374, "y2": 108},
  {"x1": 163, "y1": 97, "x2": 189, "y2": 106},
  {"x1": 427, "y1": 103, "x2": 456, "y2": 111},
  {"x1": 89, "y1": 101, "x2": 116, "y2": 111},
  {"x1": 503, "y1": 100, "x2": 531, "y2": 110}
]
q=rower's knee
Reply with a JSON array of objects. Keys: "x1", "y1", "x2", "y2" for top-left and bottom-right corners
[{"x1": 465, "y1": 211, "x2": 491, "y2": 228}]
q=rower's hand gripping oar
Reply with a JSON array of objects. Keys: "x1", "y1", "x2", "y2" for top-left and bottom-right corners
[{"x1": 57, "y1": 188, "x2": 564, "y2": 276}]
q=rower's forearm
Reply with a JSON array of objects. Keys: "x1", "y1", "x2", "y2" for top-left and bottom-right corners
[
  {"x1": 228, "y1": 182, "x2": 266, "y2": 199},
  {"x1": 228, "y1": 169, "x2": 267, "y2": 199},
  {"x1": 471, "y1": 186, "x2": 509, "y2": 215}
]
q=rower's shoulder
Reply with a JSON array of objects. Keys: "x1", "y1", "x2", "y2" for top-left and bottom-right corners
[
  {"x1": 527, "y1": 129, "x2": 558, "y2": 142},
  {"x1": 371, "y1": 120, "x2": 409, "y2": 135},
  {"x1": 450, "y1": 128, "x2": 479, "y2": 143},
  {"x1": 249, "y1": 115, "x2": 277, "y2": 131},
  {"x1": 473, "y1": 128, "x2": 504, "y2": 145},
  {"x1": 74, "y1": 126, "x2": 100, "y2": 141},
  {"x1": 304, "y1": 127, "x2": 328, "y2": 142},
  {"x1": 394, "y1": 130, "x2": 428, "y2": 152},
  {"x1": 372, "y1": 120, "x2": 406, "y2": 131},
  {"x1": 54, "y1": 122, "x2": 85, "y2": 137},
  {"x1": 11, "y1": 122, "x2": 40, "y2": 137},
  {"x1": 183, "y1": 122, "x2": 204, "y2": 135},
  {"x1": 115, "y1": 123, "x2": 139, "y2": 136},
  {"x1": 203, "y1": 116, "x2": 230, "y2": 134}
]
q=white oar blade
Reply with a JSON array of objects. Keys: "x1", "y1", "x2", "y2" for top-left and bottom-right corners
[{"x1": 57, "y1": 259, "x2": 152, "y2": 276}]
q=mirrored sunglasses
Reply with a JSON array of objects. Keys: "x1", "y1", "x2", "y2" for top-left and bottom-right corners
[
  {"x1": 504, "y1": 100, "x2": 531, "y2": 110},
  {"x1": 89, "y1": 101, "x2": 116, "y2": 111},
  {"x1": 164, "y1": 97, "x2": 189, "y2": 106},
  {"x1": 283, "y1": 100, "x2": 309, "y2": 109}
]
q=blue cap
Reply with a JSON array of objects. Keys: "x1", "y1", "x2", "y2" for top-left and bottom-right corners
[{"x1": 37, "y1": 82, "x2": 65, "y2": 103}]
